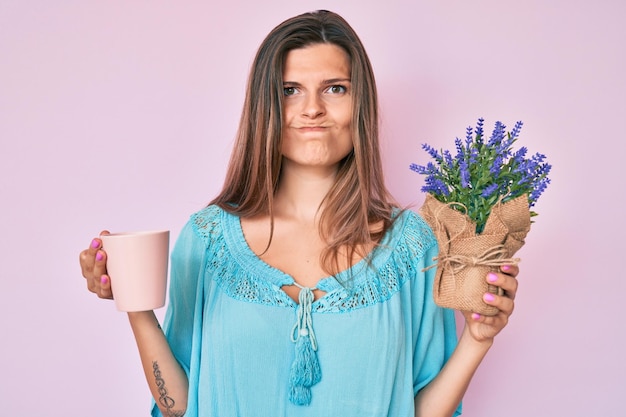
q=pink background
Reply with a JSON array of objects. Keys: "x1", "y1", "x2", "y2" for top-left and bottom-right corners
[{"x1": 1, "y1": 1, "x2": 624, "y2": 415}]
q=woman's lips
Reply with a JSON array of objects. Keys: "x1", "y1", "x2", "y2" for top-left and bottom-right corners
[{"x1": 296, "y1": 125, "x2": 329, "y2": 132}]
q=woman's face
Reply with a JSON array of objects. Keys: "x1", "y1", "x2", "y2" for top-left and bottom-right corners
[{"x1": 280, "y1": 43, "x2": 353, "y2": 174}]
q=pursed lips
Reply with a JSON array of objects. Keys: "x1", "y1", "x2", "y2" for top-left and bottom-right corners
[{"x1": 294, "y1": 124, "x2": 330, "y2": 132}]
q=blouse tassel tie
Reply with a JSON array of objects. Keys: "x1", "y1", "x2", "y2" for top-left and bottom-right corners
[{"x1": 288, "y1": 284, "x2": 321, "y2": 406}]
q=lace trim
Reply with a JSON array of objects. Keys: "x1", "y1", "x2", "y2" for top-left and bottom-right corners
[
  {"x1": 192, "y1": 206, "x2": 294, "y2": 308},
  {"x1": 190, "y1": 205, "x2": 436, "y2": 313}
]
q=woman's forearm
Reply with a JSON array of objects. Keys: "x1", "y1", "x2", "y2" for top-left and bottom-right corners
[
  {"x1": 414, "y1": 325, "x2": 493, "y2": 417},
  {"x1": 128, "y1": 311, "x2": 189, "y2": 417}
]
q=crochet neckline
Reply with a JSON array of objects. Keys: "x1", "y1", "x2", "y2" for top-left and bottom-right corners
[{"x1": 221, "y1": 209, "x2": 401, "y2": 303}]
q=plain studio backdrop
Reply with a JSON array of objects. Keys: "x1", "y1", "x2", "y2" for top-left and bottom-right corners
[{"x1": 1, "y1": 1, "x2": 624, "y2": 416}]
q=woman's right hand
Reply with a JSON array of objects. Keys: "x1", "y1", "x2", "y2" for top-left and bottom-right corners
[{"x1": 79, "y1": 231, "x2": 113, "y2": 300}]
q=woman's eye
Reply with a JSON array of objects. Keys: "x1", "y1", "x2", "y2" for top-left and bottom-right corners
[
  {"x1": 283, "y1": 87, "x2": 298, "y2": 96},
  {"x1": 327, "y1": 85, "x2": 347, "y2": 94}
]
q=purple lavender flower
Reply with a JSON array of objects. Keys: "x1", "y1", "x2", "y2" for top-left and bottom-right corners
[
  {"x1": 490, "y1": 154, "x2": 504, "y2": 177},
  {"x1": 422, "y1": 177, "x2": 450, "y2": 196},
  {"x1": 469, "y1": 145, "x2": 479, "y2": 165},
  {"x1": 409, "y1": 164, "x2": 422, "y2": 175},
  {"x1": 475, "y1": 118, "x2": 485, "y2": 141},
  {"x1": 410, "y1": 161, "x2": 435, "y2": 175},
  {"x1": 443, "y1": 150, "x2": 454, "y2": 168},
  {"x1": 465, "y1": 126, "x2": 474, "y2": 149},
  {"x1": 423, "y1": 177, "x2": 450, "y2": 196},
  {"x1": 513, "y1": 146, "x2": 528, "y2": 161},
  {"x1": 410, "y1": 118, "x2": 551, "y2": 233},
  {"x1": 422, "y1": 143, "x2": 442, "y2": 162},
  {"x1": 481, "y1": 183, "x2": 499, "y2": 198},
  {"x1": 454, "y1": 137, "x2": 465, "y2": 160},
  {"x1": 510, "y1": 120, "x2": 523, "y2": 140},
  {"x1": 487, "y1": 121, "x2": 506, "y2": 147},
  {"x1": 459, "y1": 158, "x2": 471, "y2": 188}
]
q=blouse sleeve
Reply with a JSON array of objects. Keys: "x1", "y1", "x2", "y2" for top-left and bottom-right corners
[
  {"x1": 410, "y1": 223, "x2": 462, "y2": 416},
  {"x1": 151, "y1": 217, "x2": 207, "y2": 417}
]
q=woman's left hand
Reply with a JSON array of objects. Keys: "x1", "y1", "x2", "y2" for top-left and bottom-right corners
[{"x1": 462, "y1": 264, "x2": 519, "y2": 344}]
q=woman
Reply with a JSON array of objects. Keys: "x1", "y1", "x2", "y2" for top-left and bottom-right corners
[{"x1": 80, "y1": 10, "x2": 517, "y2": 417}]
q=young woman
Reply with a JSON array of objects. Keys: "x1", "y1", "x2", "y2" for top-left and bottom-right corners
[{"x1": 80, "y1": 10, "x2": 518, "y2": 417}]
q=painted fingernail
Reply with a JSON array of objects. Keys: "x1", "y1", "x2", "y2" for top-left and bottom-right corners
[
  {"x1": 96, "y1": 252, "x2": 103, "y2": 261},
  {"x1": 101, "y1": 275, "x2": 108, "y2": 285},
  {"x1": 472, "y1": 313, "x2": 481, "y2": 320},
  {"x1": 502, "y1": 265, "x2": 511, "y2": 272},
  {"x1": 484, "y1": 293, "x2": 496, "y2": 302},
  {"x1": 488, "y1": 273, "x2": 498, "y2": 282},
  {"x1": 91, "y1": 239, "x2": 99, "y2": 249}
]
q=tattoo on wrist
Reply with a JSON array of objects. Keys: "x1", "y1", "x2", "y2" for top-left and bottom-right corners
[{"x1": 152, "y1": 361, "x2": 184, "y2": 417}]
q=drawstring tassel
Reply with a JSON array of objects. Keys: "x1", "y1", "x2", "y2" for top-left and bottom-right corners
[
  {"x1": 288, "y1": 285, "x2": 321, "y2": 406},
  {"x1": 288, "y1": 336, "x2": 321, "y2": 405}
]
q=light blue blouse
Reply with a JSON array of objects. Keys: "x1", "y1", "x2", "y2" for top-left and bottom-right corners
[{"x1": 152, "y1": 205, "x2": 461, "y2": 417}]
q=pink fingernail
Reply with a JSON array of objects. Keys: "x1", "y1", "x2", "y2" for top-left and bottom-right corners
[
  {"x1": 91, "y1": 239, "x2": 99, "y2": 249},
  {"x1": 488, "y1": 273, "x2": 498, "y2": 283},
  {"x1": 101, "y1": 276, "x2": 108, "y2": 285},
  {"x1": 472, "y1": 313, "x2": 481, "y2": 320},
  {"x1": 96, "y1": 252, "x2": 103, "y2": 261},
  {"x1": 502, "y1": 265, "x2": 511, "y2": 271},
  {"x1": 484, "y1": 293, "x2": 496, "y2": 302}
]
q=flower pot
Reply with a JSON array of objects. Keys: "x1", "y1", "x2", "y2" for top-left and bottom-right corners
[{"x1": 419, "y1": 193, "x2": 531, "y2": 316}]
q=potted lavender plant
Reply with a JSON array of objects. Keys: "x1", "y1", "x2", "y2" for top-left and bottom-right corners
[{"x1": 411, "y1": 118, "x2": 551, "y2": 315}]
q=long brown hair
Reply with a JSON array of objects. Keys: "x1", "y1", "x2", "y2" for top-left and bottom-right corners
[{"x1": 211, "y1": 10, "x2": 397, "y2": 275}]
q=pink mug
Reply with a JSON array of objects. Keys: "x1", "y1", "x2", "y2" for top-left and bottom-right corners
[{"x1": 101, "y1": 230, "x2": 169, "y2": 312}]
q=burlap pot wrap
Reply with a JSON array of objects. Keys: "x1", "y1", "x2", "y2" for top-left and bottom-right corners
[{"x1": 419, "y1": 193, "x2": 531, "y2": 315}]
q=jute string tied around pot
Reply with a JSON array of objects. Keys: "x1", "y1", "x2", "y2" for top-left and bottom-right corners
[
  {"x1": 427, "y1": 245, "x2": 519, "y2": 276},
  {"x1": 419, "y1": 193, "x2": 531, "y2": 316}
]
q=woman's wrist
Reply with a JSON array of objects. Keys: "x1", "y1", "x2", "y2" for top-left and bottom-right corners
[
  {"x1": 127, "y1": 310, "x2": 160, "y2": 330},
  {"x1": 459, "y1": 325, "x2": 494, "y2": 355}
]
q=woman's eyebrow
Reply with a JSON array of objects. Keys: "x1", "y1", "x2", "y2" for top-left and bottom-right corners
[
  {"x1": 283, "y1": 78, "x2": 352, "y2": 85},
  {"x1": 321, "y1": 78, "x2": 351, "y2": 84}
]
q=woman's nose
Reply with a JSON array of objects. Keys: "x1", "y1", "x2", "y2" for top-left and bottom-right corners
[{"x1": 301, "y1": 93, "x2": 325, "y2": 118}]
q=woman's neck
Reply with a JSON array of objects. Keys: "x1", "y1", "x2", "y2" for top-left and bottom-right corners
[{"x1": 274, "y1": 162, "x2": 338, "y2": 222}]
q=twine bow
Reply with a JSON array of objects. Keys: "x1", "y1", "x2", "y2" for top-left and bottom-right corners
[{"x1": 425, "y1": 244, "x2": 520, "y2": 274}]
